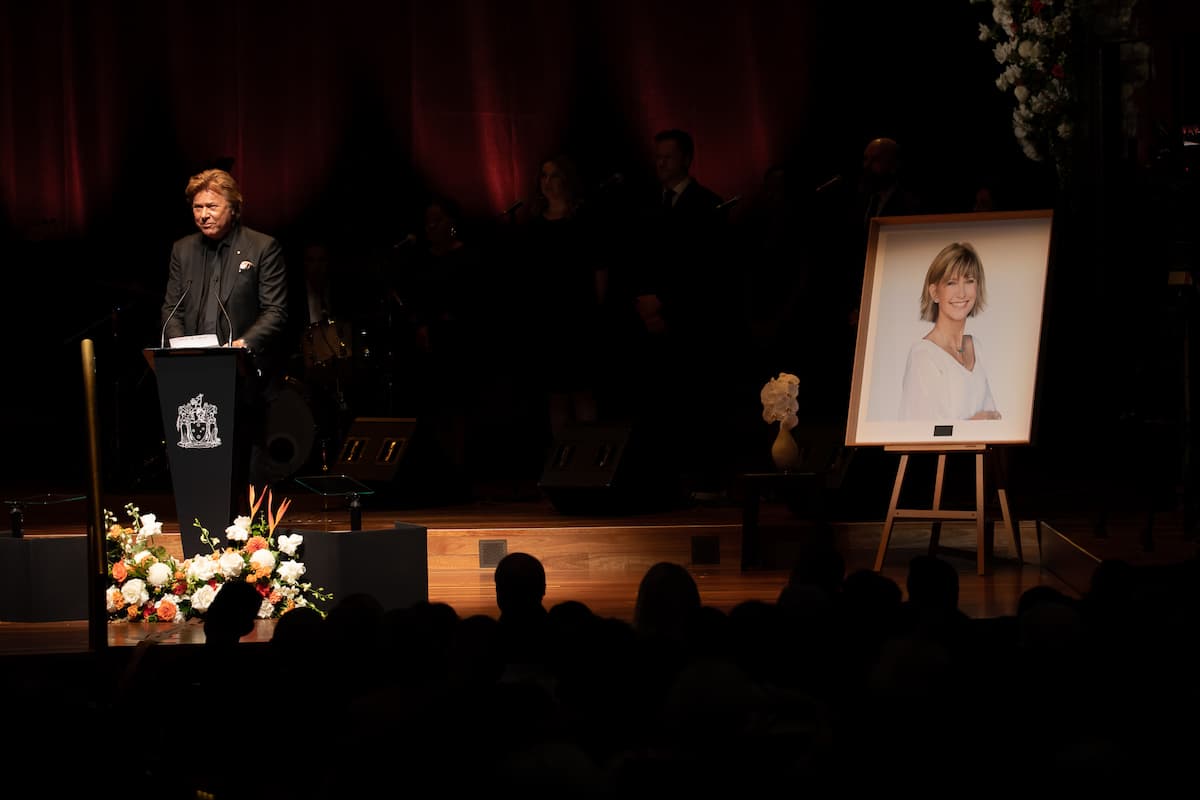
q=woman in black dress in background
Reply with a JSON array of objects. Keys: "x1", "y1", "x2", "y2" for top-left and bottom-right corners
[{"x1": 521, "y1": 154, "x2": 609, "y2": 439}]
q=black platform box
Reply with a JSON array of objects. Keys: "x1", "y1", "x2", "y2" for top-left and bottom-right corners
[
  {"x1": 288, "y1": 523, "x2": 428, "y2": 612},
  {"x1": 0, "y1": 535, "x2": 88, "y2": 622}
]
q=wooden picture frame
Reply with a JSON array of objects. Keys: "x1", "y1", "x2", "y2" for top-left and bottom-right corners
[{"x1": 845, "y1": 210, "x2": 1055, "y2": 447}]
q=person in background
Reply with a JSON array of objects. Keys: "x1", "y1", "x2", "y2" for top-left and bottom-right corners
[
  {"x1": 618, "y1": 128, "x2": 737, "y2": 502},
  {"x1": 389, "y1": 196, "x2": 483, "y2": 500},
  {"x1": 814, "y1": 136, "x2": 923, "y2": 418},
  {"x1": 521, "y1": 154, "x2": 608, "y2": 440}
]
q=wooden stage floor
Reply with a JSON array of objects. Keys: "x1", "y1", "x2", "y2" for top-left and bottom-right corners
[{"x1": 3, "y1": 486, "x2": 1197, "y2": 655}]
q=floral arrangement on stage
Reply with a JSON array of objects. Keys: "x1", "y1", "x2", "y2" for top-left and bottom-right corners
[
  {"x1": 761, "y1": 372, "x2": 801, "y2": 469},
  {"x1": 971, "y1": 0, "x2": 1076, "y2": 174},
  {"x1": 760, "y1": 372, "x2": 800, "y2": 431},
  {"x1": 105, "y1": 486, "x2": 330, "y2": 623}
]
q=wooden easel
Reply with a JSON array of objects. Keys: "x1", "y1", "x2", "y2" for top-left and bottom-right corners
[{"x1": 873, "y1": 443, "x2": 1021, "y2": 576}]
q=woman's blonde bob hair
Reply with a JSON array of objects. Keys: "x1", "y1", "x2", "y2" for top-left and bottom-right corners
[{"x1": 919, "y1": 241, "x2": 986, "y2": 322}]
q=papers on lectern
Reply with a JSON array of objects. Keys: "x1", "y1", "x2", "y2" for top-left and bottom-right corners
[{"x1": 168, "y1": 334, "x2": 222, "y2": 348}]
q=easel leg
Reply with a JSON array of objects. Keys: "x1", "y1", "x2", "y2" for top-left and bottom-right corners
[
  {"x1": 997, "y1": 487, "x2": 1021, "y2": 564},
  {"x1": 929, "y1": 453, "x2": 946, "y2": 555},
  {"x1": 975, "y1": 452, "x2": 987, "y2": 576},
  {"x1": 992, "y1": 448, "x2": 1022, "y2": 563},
  {"x1": 875, "y1": 453, "x2": 909, "y2": 572}
]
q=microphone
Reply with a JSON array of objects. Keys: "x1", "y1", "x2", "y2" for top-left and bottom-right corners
[
  {"x1": 392, "y1": 233, "x2": 417, "y2": 249},
  {"x1": 499, "y1": 200, "x2": 524, "y2": 217},
  {"x1": 714, "y1": 195, "x2": 741, "y2": 213},
  {"x1": 160, "y1": 279, "x2": 192, "y2": 348},
  {"x1": 815, "y1": 174, "x2": 843, "y2": 193},
  {"x1": 216, "y1": 293, "x2": 234, "y2": 347}
]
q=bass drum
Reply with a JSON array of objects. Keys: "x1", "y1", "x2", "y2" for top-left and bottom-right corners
[{"x1": 261, "y1": 380, "x2": 317, "y2": 481}]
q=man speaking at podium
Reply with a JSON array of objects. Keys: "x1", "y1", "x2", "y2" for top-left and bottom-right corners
[{"x1": 160, "y1": 167, "x2": 289, "y2": 485}]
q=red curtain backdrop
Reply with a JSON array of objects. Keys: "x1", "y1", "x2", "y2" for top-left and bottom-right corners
[{"x1": 0, "y1": 0, "x2": 818, "y2": 238}]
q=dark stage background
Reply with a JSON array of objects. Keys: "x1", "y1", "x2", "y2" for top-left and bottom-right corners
[{"x1": 1, "y1": 1, "x2": 1196, "y2": 517}]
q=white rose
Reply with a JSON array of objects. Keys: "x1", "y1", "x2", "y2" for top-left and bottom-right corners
[
  {"x1": 1013, "y1": 85, "x2": 1029, "y2": 103},
  {"x1": 190, "y1": 583, "x2": 217, "y2": 612},
  {"x1": 1017, "y1": 40, "x2": 1041, "y2": 61},
  {"x1": 225, "y1": 515, "x2": 252, "y2": 542},
  {"x1": 219, "y1": 551, "x2": 245, "y2": 578},
  {"x1": 121, "y1": 579, "x2": 148, "y2": 607},
  {"x1": 138, "y1": 513, "x2": 163, "y2": 542},
  {"x1": 147, "y1": 562, "x2": 173, "y2": 588},
  {"x1": 249, "y1": 549, "x2": 276, "y2": 572},
  {"x1": 277, "y1": 559, "x2": 306, "y2": 584},
  {"x1": 186, "y1": 555, "x2": 218, "y2": 583},
  {"x1": 277, "y1": 533, "x2": 303, "y2": 557},
  {"x1": 106, "y1": 586, "x2": 123, "y2": 613},
  {"x1": 134, "y1": 550, "x2": 154, "y2": 566}
]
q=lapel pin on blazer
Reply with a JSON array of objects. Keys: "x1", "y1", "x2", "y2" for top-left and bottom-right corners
[{"x1": 238, "y1": 260, "x2": 254, "y2": 271}]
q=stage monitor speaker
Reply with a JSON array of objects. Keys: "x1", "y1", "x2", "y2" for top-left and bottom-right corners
[
  {"x1": 334, "y1": 417, "x2": 417, "y2": 484},
  {"x1": 538, "y1": 421, "x2": 682, "y2": 515}
]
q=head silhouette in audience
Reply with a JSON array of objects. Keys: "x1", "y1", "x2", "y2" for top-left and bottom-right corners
[
  {"x1": 495, "y1": 551, "x2": 548, "y2": 620},
  {"x1": 633, "y1": 561, "x2": 702, "y2": 642},
  {"x1": 203, "y1": 579, "x2": 263, "y2": 646},
  {"x1": 271, "y1": 605, "x2": 325, "y2": 649}
]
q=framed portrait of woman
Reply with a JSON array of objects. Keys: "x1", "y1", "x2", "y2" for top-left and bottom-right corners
[{"x1": 845, "y1": 210, "x2": 1055, "y2": 447}]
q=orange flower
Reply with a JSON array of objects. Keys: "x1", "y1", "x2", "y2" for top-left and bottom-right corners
[
  {"x1": 107, "y1": 524, "x2": 125, "y2": 539},
  {"x1": 245, "y1": 535, "x2": 269, "y2": 553},
  {"x1": 112, "y1": 561, "x2": 128, "y2": 582},
  {"x1": 156, "y1": 599, "x2": 178, "y2": 622},
  {"x1": 267, "y1": 494, "x2": 292, "y2": 536},
  {"x1": 126, "y1": 605, "x2": 139, "y2": 619},
  {"x1": 249, "y1": 485, "x2": 265, "y2": 519},
  {"x1": 269, "y1": 590, "x2": 282, "y2": 604}
]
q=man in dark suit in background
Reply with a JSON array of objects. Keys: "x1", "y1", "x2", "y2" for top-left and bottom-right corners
[
  {"x1": 620, "y1": 128, "x2": 739, "y2": 502},
  {"x1": 160, "y1": 167, "x2": 290, "y2": 486}
]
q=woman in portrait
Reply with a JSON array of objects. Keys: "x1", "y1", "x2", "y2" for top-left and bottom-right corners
[{"x1": 898, "y1": 241, "x2": 1001, "y2": 421}]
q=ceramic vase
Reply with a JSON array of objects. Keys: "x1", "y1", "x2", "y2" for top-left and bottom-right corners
[{"x1": 770, "y1": 421, "x2": 801, "y2": 471}]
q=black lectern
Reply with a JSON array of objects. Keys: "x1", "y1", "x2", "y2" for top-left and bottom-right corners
[{"x1": 144, "y1": 347, "x2": 248, "y2": 559}]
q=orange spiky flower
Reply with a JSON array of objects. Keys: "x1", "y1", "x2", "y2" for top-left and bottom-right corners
[{"x1": 249, "y1": 485, "x2": 265, "y2": 519}]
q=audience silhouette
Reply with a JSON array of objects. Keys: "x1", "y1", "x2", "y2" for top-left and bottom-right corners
[{"x1": 10, "y1": 539, "x2": 1200, "y2": 796}]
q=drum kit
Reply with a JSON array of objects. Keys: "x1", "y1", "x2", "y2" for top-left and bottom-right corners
[{"x1": 266, "y1": 313, "x2": 401, "y2": 478}]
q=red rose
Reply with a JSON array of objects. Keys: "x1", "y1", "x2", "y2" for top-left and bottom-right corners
[{"x1": 1051, "y1": 63, "x2": 1065, "y2": 79}]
